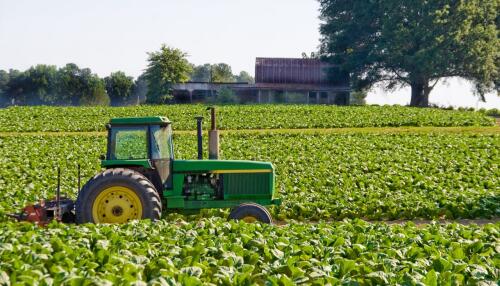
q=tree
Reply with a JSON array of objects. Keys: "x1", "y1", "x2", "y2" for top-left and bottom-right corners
[
  {"x1": 104, "y1": 71, "x2": 135, "y2": 106},
  {"x1": 4, "y1": 69, "x2": 26, "y2": 105},
  {"x1": 24, "y1": 65, "x2": 59, "y2": 104},
  {"x1": 319, "y1": 0, "x2": 499, "y2": 107},
  {"x1": 190, "y1": 64, "x2": 212, "y2": 82},
  {"x1": 56, "y1": 63, "x2": 85, "y2": 105},
  {"x1": 0, "y1": 64, "x2": 112, "y2": 106},
  {"x1": 235, "y1": 71, "x2": 254, "y2": 83},
  {"x1": 56, "y1": 63, "x2": 109, "y2": 106},
  {"x1": 79, "y1": 76, "x2": 110, "y2": 106},
  {"x1": 211, "y1": 63, "x2": 235, "y2": 82},
  {"x1": 144, "y1": 44, "x2": 193, "y2": 103}
]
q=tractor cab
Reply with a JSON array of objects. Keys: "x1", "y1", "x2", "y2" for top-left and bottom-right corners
[{"x1": 103, "y1": 117, "x2": 173, "y2": 191}]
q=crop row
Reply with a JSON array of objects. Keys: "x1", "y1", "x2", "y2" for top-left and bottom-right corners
[
  {"x1": 0, "y1": 218, "x2": 498, "y2": 285},
  {"x1": 0, "y1": 105, "x2": 495, "y2": 132},
  {"x1": 0, "y1": 132, "x2": 498, "y2": 220}
]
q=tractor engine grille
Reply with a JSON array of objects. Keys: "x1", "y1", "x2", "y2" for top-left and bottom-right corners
[{"x1": 222, "y1": 173, "x2": 272, "y2": 199}]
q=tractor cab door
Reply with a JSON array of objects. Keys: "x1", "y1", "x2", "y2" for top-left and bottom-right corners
[{"x1": 150, "y1": 125, "x2": 173, "y2": 189}]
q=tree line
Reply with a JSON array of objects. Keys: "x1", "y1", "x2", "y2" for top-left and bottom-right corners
[
  {"x1": 0, "y1": 45, "x2": 254, "y2": 106},
  {"x1": 3, "y1": 0, "x2": 497, "y2": 108}
]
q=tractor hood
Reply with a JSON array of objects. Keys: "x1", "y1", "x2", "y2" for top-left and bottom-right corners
[{"x1": 173, "y1": 160, "x2": 273, "y2": 174}]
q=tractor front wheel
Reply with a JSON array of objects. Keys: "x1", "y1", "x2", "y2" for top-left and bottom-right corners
[
  {"x1": 76, "y1": 168, "x2": 162, "y2": 224},
  {"x1": 228, "y1": 203, "x2": 272, "y2": 224}
]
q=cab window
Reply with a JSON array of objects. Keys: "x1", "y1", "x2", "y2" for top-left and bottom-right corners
[
  {"x1": 150, "y1": 125, "x2": 172, "y2": 160},
  {"x1": 110, "y1": 126, "x2": 148, "y2": 160}
]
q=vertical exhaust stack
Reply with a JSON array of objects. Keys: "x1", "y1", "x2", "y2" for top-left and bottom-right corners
[
  {"x1": 207, "y1": 107, "x2": 219, "y2": 160},
  {"x1": 195, "y1": 116, "x2": 204, "y2": 160}
]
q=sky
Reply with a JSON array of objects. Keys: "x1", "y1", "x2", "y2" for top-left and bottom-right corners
[{"x1": 0, "y1": 0, "x2": 498, "y2": 108}]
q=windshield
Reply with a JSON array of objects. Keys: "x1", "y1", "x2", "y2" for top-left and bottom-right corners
[
  {"x1": 109, "y1": 126, "x2": 148, "y2": 160},
  {"x1": 150, "y1": 125, "x2": 173, "y2": 160}
]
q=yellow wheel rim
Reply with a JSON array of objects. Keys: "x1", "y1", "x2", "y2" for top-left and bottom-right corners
[
  {"x1": 242, "y1": 216, "x2": 258, "y2": 223},
  {"x1": 92, "y1": 186, "x2": 143, "y2": 223}
]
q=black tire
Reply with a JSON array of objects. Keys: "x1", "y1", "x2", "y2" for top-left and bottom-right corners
[
  {"x1": 228, "y1": 203, "x2": 273, "y2": 224},
  {"x1": 75, "y1": 168, "x2": 162, "y2": 224}
]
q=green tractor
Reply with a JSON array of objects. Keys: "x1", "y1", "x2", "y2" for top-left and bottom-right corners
[
  {"x1": 16, "y1": 108, "x2": 279, "y2": 225},
  {"x1": 77, "y1": 109, "x2": 280, "y2": 224}
]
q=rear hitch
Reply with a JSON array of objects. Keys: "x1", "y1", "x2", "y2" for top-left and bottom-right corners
[
  {"x1": 9, "y1": 198, "x2": 75, "y2": 225},
  {"x1": 8, "y1": 166, "x2": 78, "y2": 225}
]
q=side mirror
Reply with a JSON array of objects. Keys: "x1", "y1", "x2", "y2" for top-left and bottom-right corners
[{"x1": 99, "y1": 154, "x2": 106, "y2": 160}]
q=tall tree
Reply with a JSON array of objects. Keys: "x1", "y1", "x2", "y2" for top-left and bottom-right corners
[
  {"x1": 104, "y1": 71, "x2": 135, "y2": 106},
  {"x1": 319, "y1": 0, "x2": 499, "y2": 107},
  {"x1": 5, "y1": 69, "x2": 26, "y2": 105},
  {"x1": 211, "y1": 63, "x2": 235, "y2": 82},
  {"x1": 24, "y1": 65, "x2": 59, "y2": 104},
  {"x1": 56, "y1": 63, "x2": 85, "y2": 105},
  {"x1": 144, "y1": 44, "x2": 193, "y2": 103}
]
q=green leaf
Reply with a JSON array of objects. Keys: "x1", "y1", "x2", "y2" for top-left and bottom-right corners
[{"x1": 424, "y1": 270, "x2": 438, "y2": 286}]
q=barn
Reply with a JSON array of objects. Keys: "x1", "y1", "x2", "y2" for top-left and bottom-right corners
[{"x1": 172, "y1": 57, "x2": 350, "y2": 104}]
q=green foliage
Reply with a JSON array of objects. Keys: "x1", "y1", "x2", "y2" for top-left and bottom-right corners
[
  {"x1": 190, "y1": 63, "x2": 211, "y2": 82},
  {"x1": 55, "y1": 63, "x2": 110, "y2": 106},
  {"x1": 23, "y1": 65, "x2": 59, "y2": 105},
  {"x1": 190, "y1": 63, "x2": 253, "y2": 83},
  {"x1": 104, "y1": 71, "x2": 135, "y2": 106},
  {"x1": 226, "y1": 132, "x2": 499, "y2": 220},
  {"x1": 0, "y1": 132, "x2": 498, "y2": 220},
  {"x1": 0, "y1": 64, "x2": 112, "y2": 106},
  {"x1": 234, "y1": 71, "x2": 254, "y2": 84},
  {"x1": 0, "y1": 105, "x2": 494, "y2": 132},
  {"x1": 144, "y1": 44, "x2": 193, "y2": 104},
  {"x1": 0, "y1": 218, "x2": 498, "y2": 284},
  {"x1": 210, "y1": 63, "x2": 235, "y2": 83},
  {"x1": 78, "y1": 76, "x2": 110, "y2": 106},
  {"x1": 0, "y1": 104, "x2": 498, "y2": 283},
  {"x1": 319, "y1": 0, "x2": 499, "y2": 106},
  {"x1": 479, "y1": 108, "x2": 500, "y2": 117}
]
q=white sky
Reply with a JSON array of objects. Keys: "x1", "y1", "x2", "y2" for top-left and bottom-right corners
[{"x1": 0, "y1": 0, "x2": 498, "y2": 108}]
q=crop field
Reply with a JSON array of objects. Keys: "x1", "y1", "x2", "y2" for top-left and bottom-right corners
[
  {"x1": 0, "y1": 105, "x2": 498, "y2": 284},
  {"x1": 1, "y1": 219, "x2": 498, "y2": 285},
  {"x1": 0, "y1": 132, "x2": 498, "y2": 220},
  {"x1": 0, "y1": 105, "x2": 495, "y2": 132}
]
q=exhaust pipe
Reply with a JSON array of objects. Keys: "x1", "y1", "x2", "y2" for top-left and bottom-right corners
[
  {"x1": 207, "y1": 107, "x2": 219, "y2": 160},
  {"x1": 195, "y1": 116, "x2": 203, "y2": 160}
]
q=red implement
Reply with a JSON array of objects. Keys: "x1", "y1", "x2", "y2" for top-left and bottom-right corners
[{"x1": 8, "y1": 198, "x2": 75, "y2": 225}]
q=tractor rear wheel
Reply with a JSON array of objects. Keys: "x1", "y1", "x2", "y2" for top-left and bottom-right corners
[
  {"x1": 76, "y1": 168, "x2": 162, "y2": 224},
  {"x1": 228, "y1": 203, "x2": 272, "y2": 224}
]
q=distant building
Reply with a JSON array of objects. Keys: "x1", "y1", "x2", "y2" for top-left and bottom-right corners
[{"x1": 172, "y1": 57, "x2": 350, "y2": 104}]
